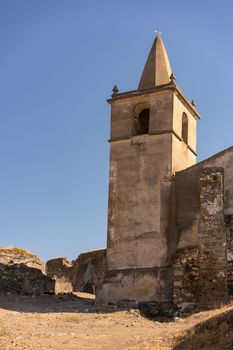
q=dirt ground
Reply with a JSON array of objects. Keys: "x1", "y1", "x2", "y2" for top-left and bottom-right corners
[{"x1": 0, "y1": 292, "x2": 231, "y2": 350}]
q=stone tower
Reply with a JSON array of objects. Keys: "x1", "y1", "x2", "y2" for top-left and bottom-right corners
[{"x1": 96, "y1": 35, "x2": 200, "y2": 306}]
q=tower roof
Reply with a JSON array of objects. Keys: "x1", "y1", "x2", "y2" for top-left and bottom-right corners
[{"x1": 138, "y1": 35, "x2": 172, "y2": 89}]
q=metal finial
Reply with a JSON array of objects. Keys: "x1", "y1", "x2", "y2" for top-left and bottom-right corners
[
  {"x1": 111, "y1": 84, "x2": 119, "y2": 97},
  {"x1": 154, "y1": 28, "x2": 162, "y2": 36},
  {"x1": 169, "y1": 73, "x2": 176, "y2": 83}
]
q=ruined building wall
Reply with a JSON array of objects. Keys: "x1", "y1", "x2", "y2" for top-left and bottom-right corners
[
  {"x1": 201, "y1": 148, "x2": 233, "y2": 300},
  {"x1": 224, "y1": 214, "x2": 233, "y2": 297},
  {"x1": 0, "y1": 264, "x2": 55, "y2": 296},
  {"x1": 0, "y1": 248, "x2": 55, "y2": 296},
  {"x1": 72, "y1": 249, "x2": 106, "y2": 294},
  {"x1": 173, "y1": 167, "x2": 228, "y2": 311},
  {"x1": 46, "y1": 257, "x2": 73, "y2": 294},
  {"x1": 46, "y1": 249, "x2": 106, "y2": 295},
  {"x1": 198, "y1": 168, "x2": 227, "y2": 307}
]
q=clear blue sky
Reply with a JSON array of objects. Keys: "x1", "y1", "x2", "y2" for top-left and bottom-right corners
[{"x1": 0, "y1": 0, "x2": 233, "y2": 262}]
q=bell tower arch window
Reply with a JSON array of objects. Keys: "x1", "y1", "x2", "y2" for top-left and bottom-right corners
[
  {"x1": 182, "y1": 112, "x2": 188, "y2": 144},
  {"x1": 134, "y1": 108, "x2": 150, "y2": 135}
]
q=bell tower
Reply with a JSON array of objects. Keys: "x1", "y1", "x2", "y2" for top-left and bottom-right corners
[{"x1": 96, "y1": 35, "x2": 200, "y2": 305}]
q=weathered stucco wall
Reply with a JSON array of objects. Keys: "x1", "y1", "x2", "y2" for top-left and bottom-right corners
[
  {"x1": 172, "y1": 93, "x2": 197, "y2": 173},
  {"x1": 174, "y1": 166, "x2": 200, "y2": 250},
  {"x1": 107, "y1": 133, "x2": 172, "y2": 271},
  {"x1": 173, "y1": 93, "x2": 197, "y2": 152},
  {"x1": 110, "y1": 90, "x2": 174, "y2": 141}
]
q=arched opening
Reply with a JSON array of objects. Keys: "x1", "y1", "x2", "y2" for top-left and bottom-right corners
[
  {"x1": 182, "y1": 112, "x2": 188, "y2": 144},
  {"x1": 135, "y1": 108, "x2": 150, "y2": 135}
]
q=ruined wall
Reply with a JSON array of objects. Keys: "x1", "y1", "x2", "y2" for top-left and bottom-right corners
[
  {"x1": 0, "y1": 263, "x2": 55, "y2": 296},
  {"x1": 201, "y1": 147, "x2": 233, "y2": 215},
  {"x1": 174, "y1": 147, "x2": 233, "y2": 305},
  {"x1": 72, "y1": 249, "x2": 106, "y2": 294},
  {"x1": 46, "y1": 257, "x2": 73, "y2": 294},
  {"x1": 173, "y1": 168, "x2": 228, "y2": 311},
  {"x1": 225, "y1": 215, "x2": 233, "y2": 296},
  {"x1": 198, "y1": 168, "x2": 227, "y2": 308},
  {"x1": 173, "y1": 247, "x2": 199, "y2": 312},
  {"x1": 0, "y1": 247, "x2": 44, "y2": 272},
  {"x1": 46, "y1": 249, "x2": 106, "y2": 295},
  {"x1": 0, "y1": 247, "x2": 55, "y2": 296}
]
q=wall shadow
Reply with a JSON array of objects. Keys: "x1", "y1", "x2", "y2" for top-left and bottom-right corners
[{"x1": 0, "y1": 292, "x2": 124, "y2": 314}]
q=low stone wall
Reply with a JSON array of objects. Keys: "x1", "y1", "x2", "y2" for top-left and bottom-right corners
[
  {"x1": 45, "y1": 249, "x2": 106, "y2": 295},
  {"x1": 0, "y1": 247, "x2": 55, "y2": 296},
  {"x1": 0, "y1": 247, "x2": 44, "y2": 272},
  {"x1": 0, "y1": 263, "x2": 55, "y2": 296},
  {"x1": 45, "y1": 257, "x2": 73, "y2": 294},
  {"x1": 72, "y1": 249, "x2": 106, "y2": 294}
]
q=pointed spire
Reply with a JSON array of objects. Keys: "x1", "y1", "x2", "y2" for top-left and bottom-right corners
[{"x1": 138, "y1": 35, "x2": 172, "y2": 89}]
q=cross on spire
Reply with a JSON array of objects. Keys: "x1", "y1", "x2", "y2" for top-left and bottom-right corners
[{"x1": 154, "y1": 28, "x2": 162, "y2": 36}]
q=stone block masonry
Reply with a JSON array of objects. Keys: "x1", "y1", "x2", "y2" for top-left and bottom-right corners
[
  {"x1": 0, "y1": 248, "x2": 55, "y2": 296},
  {"x1": 0, "y1": 263, "x2": 55, "y2": 296},
  {"x1": 173, "y1": 247, "x2": 199, "y2": 312},
  {"x1": 173, "y1": 168, "x2": 228, "y2": 312},
  {"x1": 198, "y1": 168, "x2": 227, "y2": 308},
  {"x1": 72, "y1": 249, "x2": 106, "y2": 294},
  {"x1": 45, "y1": 257, "x2": 73, "y2": 294},
  {"x1": 225, "y1": 214, "x2": 233, "y2": 296},
  {"x1": 46, "y1": 249, "x2": 106, "y2": 295}
]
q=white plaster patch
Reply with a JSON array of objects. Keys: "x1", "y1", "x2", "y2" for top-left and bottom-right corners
[
  {"x1": 227, "y1": 251, "x2": 233, "y2": 261},
  {"x1": 202, "y1": 197, "x2": 222, "y2": 215},
  {"x1": 217, "y1": 271, "x2": 225, "y2": 278}
]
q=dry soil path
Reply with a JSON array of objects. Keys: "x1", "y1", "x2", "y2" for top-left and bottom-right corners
[{"x1": 0, "y1": 292, "x2": 229, "y2": 350}]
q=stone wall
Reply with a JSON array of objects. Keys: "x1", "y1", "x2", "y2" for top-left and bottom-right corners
[
  {"x1": 173, "y1": 168, "x2": 228, "y2": 312},
  {"x1": 45, "y1": 257, "x2": 73, "y2": 294},
  {"x1": 198, "y1": 168, "x2": 227, "y2": 308},
  {"x1": 46, "y1": 249, "x2": 106, "y2": 295},
  {"x1": 173, "y1": 247, "x2": 199, "y2": 312},
  {"x1": 225, "y1": 214, "x2": 233, "y2": 296},
  {"x1": 0, "y1": 263, "x2": 55, "y2": 296},
  {"x1": 0, "y1": 247, "x2": 55, "y2": 296},
  {"x1": 72, "y1": 249, "x2": 106, "y2": 294},
  {"x1": 0, "y1": 247, "x2": 44, "y2": 272}
]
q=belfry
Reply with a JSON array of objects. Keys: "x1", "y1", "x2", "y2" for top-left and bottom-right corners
[
  {"x1": 96, "y1": 35, "x2": 200, "y2": 307},
  {"x1": 96, "y1": 35, "x2": 233, "y2": 313}
]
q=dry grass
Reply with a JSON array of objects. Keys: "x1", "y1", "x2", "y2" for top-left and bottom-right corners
[
  {"x1": 67, "y1": 312, "x2": 120, "y2": 323},
  {"x1": 66, "y1": 314, "x2": 87, "y2": 322},
  {"x1": 0, "y1": 247, "x2": 32, "y2": 255},
  {"x1": 0, "y1": 324, "x2": 10, "y2": 337},
  {"x1": 124, "y1": 345, "x2": 171, "y2": 350},
  {"x1": 171, "y1": 303, "x2": 233, "y2": 350}
]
